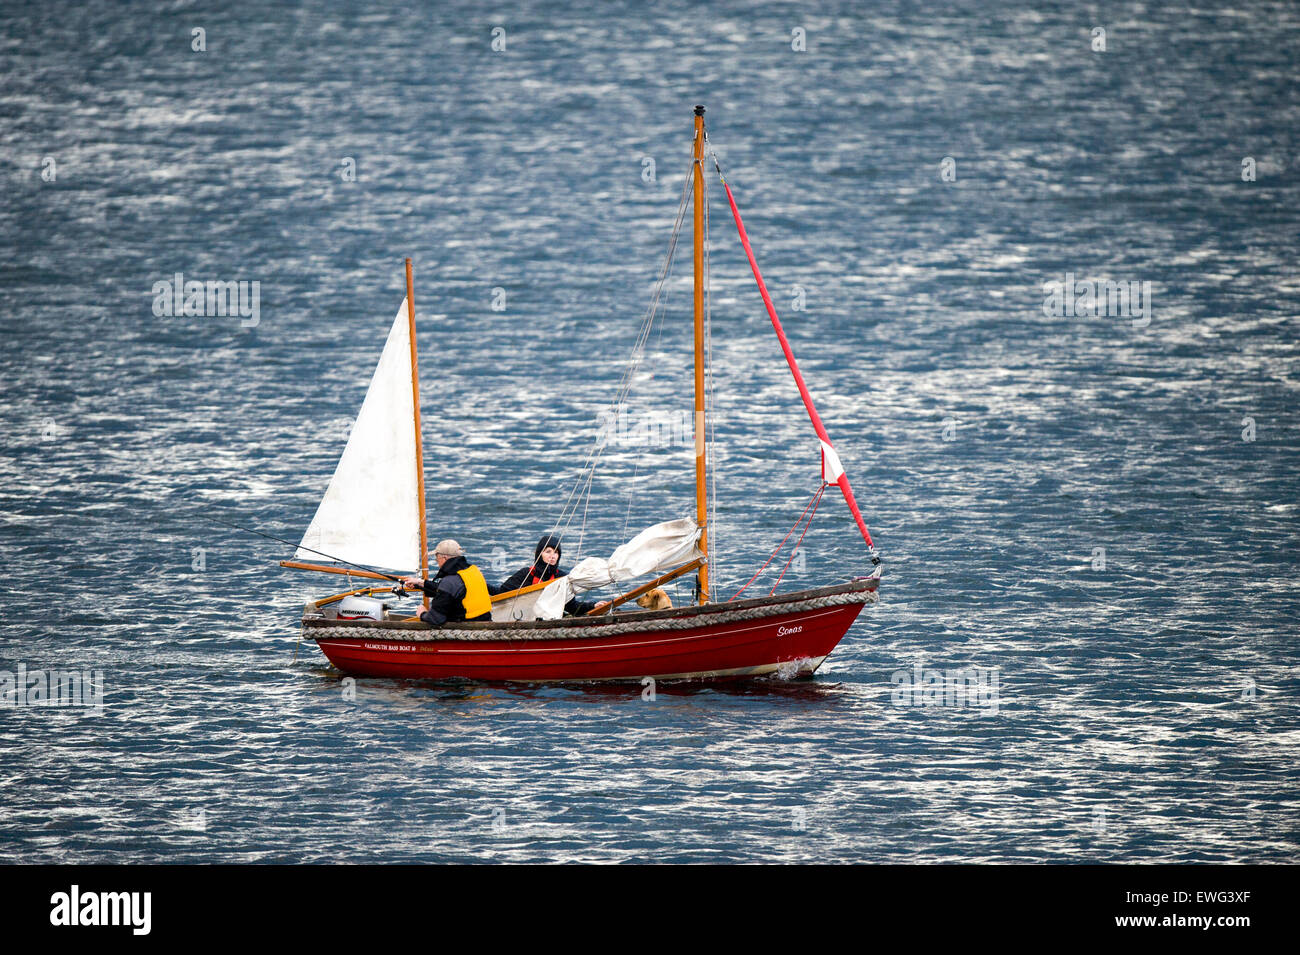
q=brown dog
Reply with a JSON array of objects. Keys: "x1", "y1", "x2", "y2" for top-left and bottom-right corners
[{"x1": 636, "y1": 588, "x2": 673, "y2": 611}]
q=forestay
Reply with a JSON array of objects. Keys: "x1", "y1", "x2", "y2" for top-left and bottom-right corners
[
  {"x1": 533, "y1": 518, "x2": 704, "y2": 620},
  {"x1": 295, "y1": 300, "x2": 421, "y2": 571}
]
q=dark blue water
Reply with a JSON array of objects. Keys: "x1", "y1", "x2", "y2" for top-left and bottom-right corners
[{"x1": 2, "y1": 0, "x2": 1297, "y2": 862}]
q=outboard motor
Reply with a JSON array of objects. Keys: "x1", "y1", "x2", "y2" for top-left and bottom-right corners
[{"x1": 337, "y1": 595, "x2": 392, "y2": 621}]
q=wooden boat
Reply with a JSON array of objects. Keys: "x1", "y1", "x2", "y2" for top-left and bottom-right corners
[
  {"x1": 307, "y1": 580, "x2": 877, "y2": 682},
  {"x1": 283, "y1": 106, "x2": 882, "y2": 683}
]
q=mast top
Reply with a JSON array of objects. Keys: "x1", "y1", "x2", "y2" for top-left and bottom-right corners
[{"x1": 694, "y1": 104, "x2": 705, "y2": 116}]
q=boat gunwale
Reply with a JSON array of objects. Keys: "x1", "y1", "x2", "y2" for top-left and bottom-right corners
[{"x1": 303, "y1": 575, "x2": 879, "y2": 634}]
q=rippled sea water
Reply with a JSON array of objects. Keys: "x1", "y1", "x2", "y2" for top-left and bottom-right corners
[{"x1": 1, "y1": 1, "x2": 1298, "y2": 863}]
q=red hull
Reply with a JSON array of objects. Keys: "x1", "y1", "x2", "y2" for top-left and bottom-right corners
[{"x1": 306, "y1": 579, "x2": 877, "y2": 683}]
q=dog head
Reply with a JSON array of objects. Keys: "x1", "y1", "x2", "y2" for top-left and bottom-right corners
[{"x1": 636, "y1": 588, "x2": 673, "y2": 611}]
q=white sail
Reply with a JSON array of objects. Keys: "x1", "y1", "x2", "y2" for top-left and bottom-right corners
[{"x1": 296, "y1": 299, "x2": 421, "y2": 571}]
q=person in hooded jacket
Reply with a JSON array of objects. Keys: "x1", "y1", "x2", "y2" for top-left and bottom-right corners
[
  {"x1": 400, "y1": 539, "x2": 493, "y2": 626},
  {"x1": 495, "y1": 534, "x2": 610, "y2": 616}
]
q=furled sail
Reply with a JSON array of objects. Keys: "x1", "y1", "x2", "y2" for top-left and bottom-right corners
[
  {"x1": 490, "y1": 585, "x2": 548, "y2": 623},
  {"x1": 295, "y1": 299, "x2": 421, "y2": 571},
  {"x1": 533, "y1": 518, "x2": 704, "y2": 620}
]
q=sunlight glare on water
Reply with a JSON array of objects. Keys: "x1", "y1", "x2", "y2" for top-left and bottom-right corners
[{"x1": 1, "y1": 0, "x2": 1297, "y2": 862}]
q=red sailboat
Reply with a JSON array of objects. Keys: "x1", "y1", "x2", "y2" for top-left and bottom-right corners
[{"x1": 283, "y1": 106, "x2": 881, "y2": 682}]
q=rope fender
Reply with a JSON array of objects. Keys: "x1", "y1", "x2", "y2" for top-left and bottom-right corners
[{"x1": 306, "y1": 588, "x2": 877, "y2": 644}]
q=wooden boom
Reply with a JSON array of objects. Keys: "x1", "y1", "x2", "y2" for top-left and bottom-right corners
[
  {"x1": 283, "y1": 560, "x2": 561, "y2": 605},
  {"x1": 280, "y1": 560, "x2": 397, "y2": 582},
  {"x1": 585, "y1": 558, "x2": 705, "y2": 616}
]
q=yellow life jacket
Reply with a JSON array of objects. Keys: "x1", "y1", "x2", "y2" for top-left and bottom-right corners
[{"x1": 456, "y1": 564, "x2": 492, "y2": 620}]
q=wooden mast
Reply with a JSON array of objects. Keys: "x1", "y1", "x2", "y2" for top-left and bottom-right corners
[
  {"x1": 692, "y1": 105, "x2": 710, "y2": 604},
  {"x1": 406, "y1": 258, "x2": 430, "y2": 607}
]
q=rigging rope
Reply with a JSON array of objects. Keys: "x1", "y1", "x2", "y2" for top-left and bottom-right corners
[
  {"x1": 703, "y1": 132, "x2": 720, "y2": 594},
  {"x1": 769, "y1": 482, "x2": 827, "y2": 595},
  {"x1": 543, "y1": 162, "x2": 696, "y2": 560},
  {"x1": 728, "y1": 482, "x2": 828, "y2": 601}
]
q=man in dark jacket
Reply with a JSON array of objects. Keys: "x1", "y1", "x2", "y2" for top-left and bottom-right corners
[
  {"x1": 495, "y1": 534, "x2": 610, "y2": 616},
  {"x1": 400, "y1": 539, "x2": 493, "y2": 625}
]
